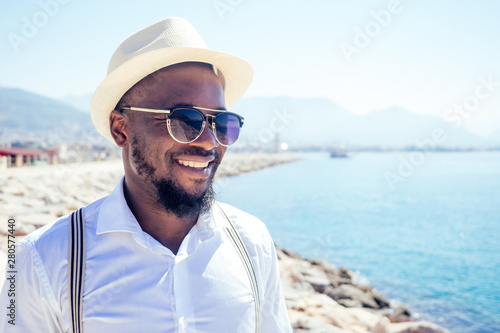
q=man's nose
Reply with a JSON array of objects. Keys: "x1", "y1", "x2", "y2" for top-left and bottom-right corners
[{"x1": 190, "y1": 119, "x2": 219, "y2": 150}]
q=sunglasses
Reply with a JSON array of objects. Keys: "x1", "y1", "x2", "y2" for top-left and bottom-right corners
[{"x1": 119, "y1": 106, "x2": 244, "y2": 147}]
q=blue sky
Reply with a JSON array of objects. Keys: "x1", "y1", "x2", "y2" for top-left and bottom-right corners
[{"x1": 2, "y1": 0, "x2": 500, "y2": 135}]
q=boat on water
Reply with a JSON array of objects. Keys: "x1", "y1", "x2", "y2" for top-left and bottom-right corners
[{"x1": 329, "y1": 149, "x2": 349, "y2": 158}]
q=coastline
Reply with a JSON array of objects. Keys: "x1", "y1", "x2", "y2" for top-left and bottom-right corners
[
  {"x1": 0, "y1": 153, "x2": 448, "y2": 332},
  {"x1": 278, "y1": 247, "x2": 448, "y2": 333}
]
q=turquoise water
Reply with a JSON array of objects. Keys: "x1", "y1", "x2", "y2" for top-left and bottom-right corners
[{"x1": 216, "y1": 152, "x2": 500, "y2": 333}]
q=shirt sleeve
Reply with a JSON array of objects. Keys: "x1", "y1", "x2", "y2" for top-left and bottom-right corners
[
  {"x1": 0, "y1": 242, "x2": 64, "y2": 333},
  {"x1": 259, "y1": 238, "x2": 292, "y2": 333}
]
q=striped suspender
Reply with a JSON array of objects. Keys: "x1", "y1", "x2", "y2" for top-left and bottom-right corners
[
  {"x1": 67, "y1": 205, "x2": 259, "y2": 333},
  {"x1": 216, "y1": 203, "x2": 261, "y2": 333},
  {"x1": 68, "y1": 208, "x2": 85, "y2": 333}
]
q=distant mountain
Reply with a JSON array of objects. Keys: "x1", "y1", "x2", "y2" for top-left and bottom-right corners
[
  {"x1": 231, "y1": 96, "x2": 356, "y2": 148},
  {"x1": 230, "y1": 97, "x2": 497, "y2": 149},
  {"x1": 60, "y1": 92, "x2": 93, "y2": 112},
  {"x1": 337, "y1": 107, "x2": 492, "y2": 148},
  {"x1": 0, "y1": 87, "x2": 91, "y2": 130},
  {"x1": 0, "y1": 87, "x2": 107, "y2": 146}
]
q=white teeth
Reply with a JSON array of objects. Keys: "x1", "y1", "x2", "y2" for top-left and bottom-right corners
[{"x1": 178, "y1": 160, "x2": 209, "y2": 169}]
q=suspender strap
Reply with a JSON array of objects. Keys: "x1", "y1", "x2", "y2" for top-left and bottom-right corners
[
  {"x1": 216, "y1": 203, "x2": 261, "y2": 333},
  {"x1": 68, "y1": 208, "x2": 85, "y2": 333}
]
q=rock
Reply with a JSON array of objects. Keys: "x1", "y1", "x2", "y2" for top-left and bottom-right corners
[
  {"x1": 279, "y1": 257, "x2": 315, "y2": 295},
  {"x1": 307, "y1": 259, "x2": 337, "y2": 275},
  {"x1": 308, "y1": 259, "x2": 351, "y2": 287},
  {"x1": 288, "y1": 292, "x2": 347, "y2": 328},
  {"x1": 334, "y1": 277, "x2": 353, "y2": 286},
  {"x1": 341, "y1": 307, "x2": 391, "y2": 333},
  {"x1": 302, "y1": 268, "x2": 331, "y2": 293},
  {"x1": 329, "y1": 268, "x2": 355, "y2": 287},
  {"x1": 325, "y1": 284, "x2": 381, "y2": 309},
  {"x1": 369, "y1": 289, "x2": 391, "y2": 309},
  {"x1": 386, "y1": 306, "x2": 412, "y2": 323},
  {"x1": 387, "y1": 321, "x2": 450, "y2": 333},
  {"x1": 42, "y1": 192, "x2": 62, "y2": 205},
  {"x1": 336, "y1": 298, "x2": 363, "y2": 308},
  {"x1": 289, "y1": 309, "x2": 350, "y2": 332},
  {"x1": 338, "y1": 268, "x2": 354, "y2": 280},
  {"x1": 279, "y1": 247, "x2": 304, "y2": 260},
  {"x1": 286, "y1": 292, "x2": 395, "y2": 333}
]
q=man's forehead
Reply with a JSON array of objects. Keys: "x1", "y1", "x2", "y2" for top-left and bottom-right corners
[
  {"x1": 149, "y1": 62, "x2": 218, "y2": 82},
  {"x1": 122, "y1": 62, "x2": 226, "y2": 109},
  {"x1": 124, "y1": 62, "x2": 217, "y2": 97},
  {"x1": 135, "y1": 63, "x2": 222, "y2": 92}
]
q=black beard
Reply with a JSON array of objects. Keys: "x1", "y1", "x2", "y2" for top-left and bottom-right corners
[
  {"x1": 130, "y1": 138, "x2": 217, "y2": 218},
  {"x1": 154, "y1": 177, "x2": 215, "y2": 218}
]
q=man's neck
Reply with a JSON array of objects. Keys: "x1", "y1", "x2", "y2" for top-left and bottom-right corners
[{"x1": 122, "y1": 178, "x2": 199, "y2": 255}]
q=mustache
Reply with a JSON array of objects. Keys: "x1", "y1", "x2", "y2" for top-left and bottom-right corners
[{"x1": 172, "y1": 147, "x2": 218, "y2": 160}]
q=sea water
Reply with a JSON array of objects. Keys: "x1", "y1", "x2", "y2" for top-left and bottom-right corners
[{"x1": 215, "y1": 152, "x2": 500, "y2": 333}]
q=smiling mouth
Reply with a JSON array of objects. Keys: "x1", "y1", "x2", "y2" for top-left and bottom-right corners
[{"x1": 176, "y1": 159, "x2": 211, "y2": 170}]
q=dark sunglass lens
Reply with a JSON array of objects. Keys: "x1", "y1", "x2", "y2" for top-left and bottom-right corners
[
  {"x1": 214, "y1": 113, "x2": 241, "y2": 145},
  {"x1": 169, "y1": 108, "x2": 204, "y2": 142}
]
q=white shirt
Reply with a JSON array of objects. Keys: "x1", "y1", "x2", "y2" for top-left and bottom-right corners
[{"x1": 0, "y1": 178, "x2": 291, "y2": 333}]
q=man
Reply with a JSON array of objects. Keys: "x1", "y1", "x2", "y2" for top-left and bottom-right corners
[{"x1": 0, "y1": 17, "x2": 291, "y2": 332}]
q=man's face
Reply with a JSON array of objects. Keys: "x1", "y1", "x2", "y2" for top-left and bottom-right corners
[{"x1": 119, "y1": 63, "x2": 227, "y2": 217}]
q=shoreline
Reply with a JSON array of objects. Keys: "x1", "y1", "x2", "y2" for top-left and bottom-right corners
[
  {"x1": 278, "y1": 247, "x2": 448, "y2": 332},
  {"x1": 0, "y1": 153, "x2": 448, "y2": 332}
]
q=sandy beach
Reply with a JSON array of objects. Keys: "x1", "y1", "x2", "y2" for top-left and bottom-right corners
[{"x1": 0, "y1": 153, "x2": 447, "y2": 332}]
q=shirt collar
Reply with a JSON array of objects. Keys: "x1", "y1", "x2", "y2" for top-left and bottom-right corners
[
  {"x1": 96, "y1": 177, "x2": 218, "y2": 255},
  {"x1": 96, "y1": 176, "x2": 142, "y2": 236}
]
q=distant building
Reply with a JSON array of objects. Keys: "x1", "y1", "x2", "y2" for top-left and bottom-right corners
[{"x1": 0, "y1": 147, "x2": 57, "y2": 168}]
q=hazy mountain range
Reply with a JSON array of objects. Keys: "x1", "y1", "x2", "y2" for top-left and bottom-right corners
[
  {"x1": 1, "y1": 88, "x2": 499, "y2": 149},
  {"x1": 230, "y1": 97, "x2": 499, "y2": 149},
  {"x1": 0, "y1": 88, "x2": 90, "y2": 130},
  {"x1": 0, "y1": 88, "x2": 104, "y2": 146}
]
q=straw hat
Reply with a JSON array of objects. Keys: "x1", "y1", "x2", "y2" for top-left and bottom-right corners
[{"x1": 90, "y1": 17, "x2": 253, "y2": 142}]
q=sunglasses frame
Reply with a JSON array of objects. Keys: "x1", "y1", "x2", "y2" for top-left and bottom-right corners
[{"x1": 119, "y1": 106, "x2": 244, "y2": 147}]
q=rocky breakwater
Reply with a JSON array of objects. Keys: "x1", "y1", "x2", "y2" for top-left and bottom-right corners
[{"x1": 278, "y1": 248, "x2": 449, "y2": 333}]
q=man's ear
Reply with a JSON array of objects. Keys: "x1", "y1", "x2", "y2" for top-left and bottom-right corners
[{"x1": 110, "y1": 110, "x2": 128, "y2": 147}]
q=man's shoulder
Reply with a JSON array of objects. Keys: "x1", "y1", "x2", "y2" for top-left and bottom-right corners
[
  {"x1": 215, "y1": 201, "x2": 273, "y2": 249},
  {"x1": 216, "y1": 201, "x2": 261, "y2": 220},
  {"x1": 216, "y1": 202, "x2": 266, "y2": 228}
]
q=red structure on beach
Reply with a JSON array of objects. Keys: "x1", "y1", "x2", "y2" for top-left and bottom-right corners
[{"x1": 0, "y1": 147, "x2": 57, "y2": 168}]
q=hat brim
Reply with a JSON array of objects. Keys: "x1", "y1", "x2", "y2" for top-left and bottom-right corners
[{"x1": 90, "y1": 47, "x2": 253, "y2": 143}]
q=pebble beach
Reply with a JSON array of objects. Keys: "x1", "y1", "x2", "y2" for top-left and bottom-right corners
[{"x1": 0, "y1": 153, "x2": 448, "y2": 332}]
